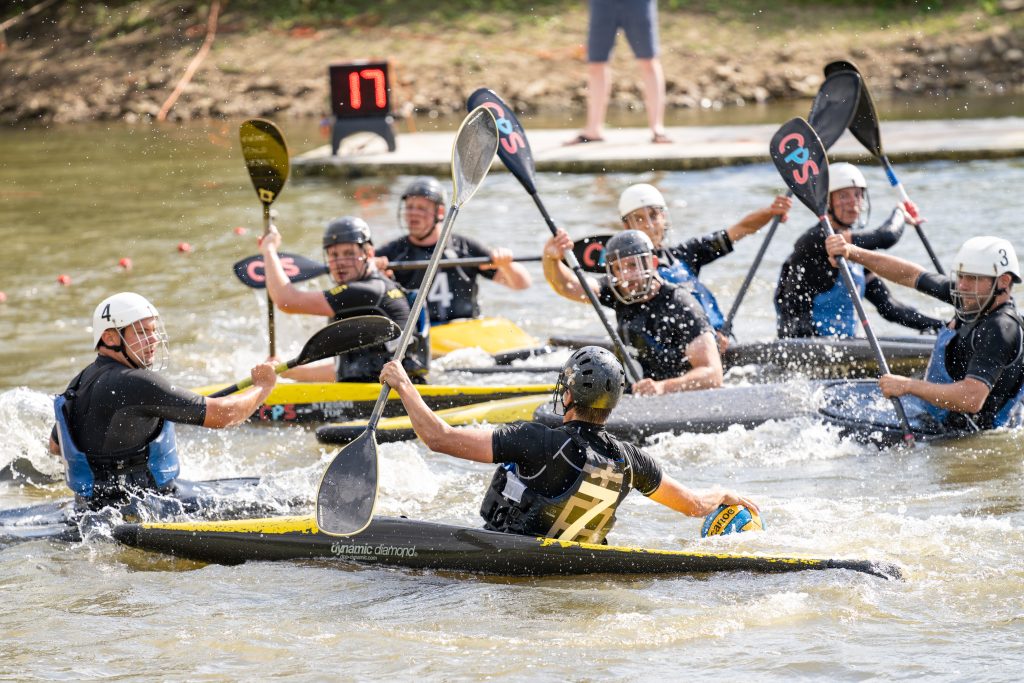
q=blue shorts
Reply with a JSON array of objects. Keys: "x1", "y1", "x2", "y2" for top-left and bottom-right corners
[{"x1": 587, "y1": 0, "x2": 660, "y2": 63}]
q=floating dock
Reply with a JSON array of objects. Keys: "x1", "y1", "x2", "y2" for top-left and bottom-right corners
[{"x1": 293, "y1": 117, "x2": 1024, "y2": 179}]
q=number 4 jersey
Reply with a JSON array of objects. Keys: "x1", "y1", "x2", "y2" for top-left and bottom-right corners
[{"x1": 376, "y1": 234, "x2": 498, "y2": 323}]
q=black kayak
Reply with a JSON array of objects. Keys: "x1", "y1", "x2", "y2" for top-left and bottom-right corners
[
  {"x1": 0, "y1": 477, "x2": 307, "y2": 546},
  {"x1": 548, "y1": 334, "x2": 935, "y2": 379},
  {"x1": 111, "y1": 514, "x2": 902, "y2": 580},
  {"x1": 315, "y1": 380, "x2": 968, "y2": 449}
]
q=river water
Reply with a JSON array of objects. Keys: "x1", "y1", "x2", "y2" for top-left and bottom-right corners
[{"x1": 1, "y1": 116, "x2": 1023, "y2": 680}]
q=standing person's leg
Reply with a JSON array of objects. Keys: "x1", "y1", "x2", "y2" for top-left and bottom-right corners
[
  {"x1": 623, "y1": 0, "x2": 670, "y2": 143},
  {"x1": 567, "y1": 0, "x2": 619, "y2": 144},
  {"x1": 638, "y1": 58, "x2": 668, "y2": 141}
]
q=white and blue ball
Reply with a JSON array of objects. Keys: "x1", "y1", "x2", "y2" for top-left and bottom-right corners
[{"x1": 701, "y1": 504, "x2": 764, "y2": 537}]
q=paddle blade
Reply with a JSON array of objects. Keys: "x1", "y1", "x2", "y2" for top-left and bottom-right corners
[
  {"x1": 573, "y1": 234, "x2": 611, "y2": 274},
  {"x1": 808, "y1": 70, "x2": 862, "y2": 150},
  {"x1": 822, "y1": 60, "x2": 883, "y2": 157},
  {"x1": 240, "y1": 119, "x2": 290, "y2": 206},
  {"x1": 466, "y1": 88, "x2": 538, "y2": 195},
  {"x1": 451, "y1": 105, "x2": 499, "y2": 209},
  {"x1": 770, "y1": 118, "x2": 830, "y2": 218},
  {"x1": 232, "y1": 252, "x2": 327, "y2": 289},
  {"x1": 296, "y1": 315, "x2": 401, "y2": 366},
  {"x1": 316, "y1": 429, "x2": 378, "y2": 536}
]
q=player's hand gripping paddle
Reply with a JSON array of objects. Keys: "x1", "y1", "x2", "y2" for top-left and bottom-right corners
[
  {"x1": 240, "y1": 119, "x2": 290, "y2": 356},
  {"x1": 467, "y1": 88, "x2": 644, "y2": 384},
  {"x1": 315, "y1": 106, "x2": 499, "y2": 536},
  {"x1": 770, "y1": 117, "x2": 916, "y2": 446}
]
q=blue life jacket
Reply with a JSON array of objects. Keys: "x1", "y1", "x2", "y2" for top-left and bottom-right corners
[
  {"x1": 921, "y1": 324, "x2": 1024, "y2": 429},
  {"x1": 659, "y1": 261, "x2": 725, "y2": 330},
  {"x1": 52, "y1": 394, "x2": 179, "y2": 498},
  {"x1": 812, "y1": 263, "x2": 866, "y2": 337}
]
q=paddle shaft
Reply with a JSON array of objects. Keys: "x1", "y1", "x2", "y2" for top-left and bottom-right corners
[
  {"x1": 880, "y1": 154, "x2": 944, "y2": 274},
  {"x1": 720, "y1": 189, "x2": 794, "y2": 339},
  {"x1": 263, "y1": 204, "x2": 277, "y2": 356},
  {"x1": 531, "y1": 193, "x2": 643, "y2": 384},
  {"x1": 207, "y1": 359, "x2": 292, "y2": 398},
  {"x1": 366, "y1": 205, "x2": 464, "y2": 428},
  {"x1": 820, "y1": 214, "x2": 915, "y2": 443},
  {"x1": 389, "y1": 255, "x2": 542, "y2": 271}
]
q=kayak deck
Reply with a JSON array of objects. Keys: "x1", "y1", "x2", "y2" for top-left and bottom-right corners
[
  {"x1": 315, "y1": 380, "x2": 970, "y2": 448},
  {"x1": 549, "y1": 334, "x2": 934, "y2": 378},
  {"x1": 112, "y1": 515, "x2": 902, "y2": 580}
]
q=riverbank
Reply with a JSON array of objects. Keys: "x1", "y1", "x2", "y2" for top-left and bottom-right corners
[{"x1": 1, "y1": 1, "x2": 1023, "y2": 126}]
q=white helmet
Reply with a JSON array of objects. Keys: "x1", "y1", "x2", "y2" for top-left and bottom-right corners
[
  {"x1": 952, "y1": 236, "x2": 1021, "y2": 283},
  {"x1": 91, "y1": 292, "x2": 168, "y2": 369},
  {"x1": 828, "y1": 162, "x2": 867, "y2": 194},
  {"x1": 618, "y1": 183, "x2": 666, "y2": 219}
]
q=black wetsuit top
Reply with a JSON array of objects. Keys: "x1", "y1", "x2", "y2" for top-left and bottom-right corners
[
  {"x1": 376, "y1": 234, "x2": 496, "y2": 323},
  {"x1": 51, "y1": 356, "x2": 206, "y2": 456},
  {"x1": 597, "y1": 279, "x2": 712, "y2": 381},
  {"x1": 656, "y1": 230, "x2": 733, "y2": 277},
  {"x1": 490, "y1": 420, "x2": 662, "y2": 498},
  {"x1": 916, "y1": 273, "x2": 1024, "y2": 429},
  {"x1": 774, "y1": 210, "x2": 944, "y2": 338},
  {"x1": 323, "y1": 271, "x2": 428, "y2": 381}
]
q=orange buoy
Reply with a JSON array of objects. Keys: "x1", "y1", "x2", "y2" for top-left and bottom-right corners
[
  {"x1": 57, "y1": 274, "x2": 72, "y2": 286},
  {"x1": 177, "y1": 242, "x2": 193, "y2": 253}
]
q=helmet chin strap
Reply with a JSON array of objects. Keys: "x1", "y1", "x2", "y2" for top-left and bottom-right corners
[{"x1": 98, "y1": 329, "x2": 143, "y2": 369}]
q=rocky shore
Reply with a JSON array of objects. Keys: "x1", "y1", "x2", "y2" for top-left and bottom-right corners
[{"x1": 1, "y1": 1, "x2": 1022, "y2": 126}]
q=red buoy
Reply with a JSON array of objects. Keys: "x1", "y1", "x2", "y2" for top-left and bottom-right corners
[
  {"x1": 57, "y1": 274, "x2": 72, "y2": 286},
  {"x1": 0, "y1": 291, "x2": 7, "y2": 303},
  {"x1": 118, "y1": 257, "x2": 133, "y2": 270},
  {"x1": 177, "y1": 242, "x2": 193, "y2": 253},
  {"x1": 233, "y1": 226, "x2": 248, "y2": 236}
]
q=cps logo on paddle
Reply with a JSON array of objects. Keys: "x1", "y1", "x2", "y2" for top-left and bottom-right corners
[
  {"x1": 477, "y1": 101, "x2": 526, "y2": 155},
  {"x1": 776, "y1": 132, "x2": 819, "y2": 185}
]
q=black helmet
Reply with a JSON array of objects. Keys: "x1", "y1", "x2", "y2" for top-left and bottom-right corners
[
  {"x1": 401, "y1": 176, "x2": 448, "y2": 207},
  {"x1": 605, "y1": 229, "x2": 655, "y2": 261},
  {"x1": 552, "y1": 346, "x2": 625, "y2": 415},
  {"x1": 323, "y1": 216, "x2": 372, "y2": 249}
]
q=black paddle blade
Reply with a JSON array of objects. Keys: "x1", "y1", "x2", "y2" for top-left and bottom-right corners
[
  {"x1": 823, "y1": 59, "x2": 860, "y2": 78},
  {"x1": 770, "y1": 118, "x2": 830, "y2": 218},
  {"x1": 822, "y1": 60, "x2": 883, "y2": 157},
  {"x1": 466, "y1": 88, "x2": 538, "y2": 194},
  {"x1": 316, "y1": 429, "x2": 378, "y2": 536},
  {"x1": 452, "y1": 105, "x2": 499, "y2": 208},
  {"x1": 240, "y1": 119, "x2": 290, "y2": 206},
  {"x1": 297, "y1": 315, "x2": 401, "y2": 366},
  {"x1": 573, "y1": 234, "x2": 611, "y2": 273},
  {"x1": 808, "y1": 70, "x2": 862, "y2": 150},
  {"x1": 232, "y1": 252, "x2": 327, "y2": 289}
]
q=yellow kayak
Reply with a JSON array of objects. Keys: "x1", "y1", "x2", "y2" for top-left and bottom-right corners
[
  {"x1": 430, "y1": 317, "x2": 546, "y2": 360},
  {"x1": 316, "y1": 394, "x2": 549, "y2": 443},
  {"x1": 193, "y1": 382, "x2": 553, "y2": 424}
]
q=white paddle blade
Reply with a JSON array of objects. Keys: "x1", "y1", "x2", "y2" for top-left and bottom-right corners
[{"x1": 451, "y1": 106, "x2": 498, "y2": 209}]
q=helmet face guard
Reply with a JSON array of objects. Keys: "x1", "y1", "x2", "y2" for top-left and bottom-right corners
[
  {"x1": 951, "y1": 272, "x2": 1000, "y2": 324},
  {"x1": 607, "y1": 252, "x2": 658, "y2": 304},
  {"x1": 828, "y1": 187, "x2": 871, "y2": 230},
  {"x1": 621, "y1": 205, "x2": 672, "y2": 247},
  {"x1": 323, "y1": 243, "x2": 371, "y2": 284},
  {"x1": 399, "y1": 177, "x2": 447, "y2": 239}
]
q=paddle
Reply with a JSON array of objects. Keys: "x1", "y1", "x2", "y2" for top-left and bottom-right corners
[
  {"x1": 240, "y1": 119, "x2": 290, "y2": 356},
  {"x1": 467, "y1": 87, "x2": 644, "y2": 384},
  {"x1": 232, "y1": 252, "x2": 545, "y2": 289},
  {"x1": 823, "y1": 60, "x2": 944, "y2": 274},
  {"x1": 770, "y1": 117, "x2": 915, "y2": 445},
  {"x1": 207, "y1": 316, "x2": 401, "y2": 398},
  {"x1": 720, "y1": 69, "x2": 863, "y2": 339},
  {"x1": 316, "y1": 106, "x2": 499, "y2": 536}
]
